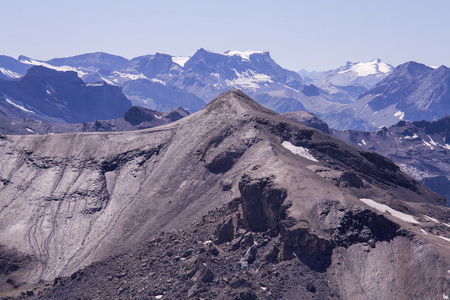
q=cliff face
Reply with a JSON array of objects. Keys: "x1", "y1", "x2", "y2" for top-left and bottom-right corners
[{"x1": 0, "y1": 90, "x2": 448, "y2": 299}]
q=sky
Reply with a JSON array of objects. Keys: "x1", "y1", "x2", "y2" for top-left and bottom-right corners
[{"x1": 1, "y1": 0, "x2": 450, "y2": 71}]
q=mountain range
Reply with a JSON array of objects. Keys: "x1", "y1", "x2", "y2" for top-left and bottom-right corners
[
  {"x1": 0, "y1": 90, "x2": 448, "y2": 299},
  {"x1": 0, "y1": 51, "x2": 379, "y2": 120},
  {"x1": 326, "y1": 62, "x2": 450, "y2": 130},
  {"x1": 1, "y1": 51, "x2": 449, "y2": 133},
  {"x1": 302, "y1": 59, "x2": 394, "y2": 105}
]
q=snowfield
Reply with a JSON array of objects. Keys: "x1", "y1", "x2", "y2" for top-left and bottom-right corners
[
  {"x1": 281, "y1": 141, "x2": 318, "y2": 162},
  {"x1": 359, "y1": 198, "x2": 419, "y2": 224},
  {"x1": 4, "y1": 96, "x2": 35, "y2": 114}
]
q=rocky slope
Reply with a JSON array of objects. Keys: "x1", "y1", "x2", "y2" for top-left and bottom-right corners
[
  {"x1": 0, "y1": 90, "x2": 448, "y2": 299},
  {"x1": 285, "y1": 111, "x2": 450, "y2": 206}
]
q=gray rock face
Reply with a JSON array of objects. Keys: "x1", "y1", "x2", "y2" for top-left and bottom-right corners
[{"x1": 0, "y1": 90, "x2": 448, "y2": 299}]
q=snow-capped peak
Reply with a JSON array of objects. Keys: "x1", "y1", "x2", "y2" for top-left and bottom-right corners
[
  {"x1": 339, "y1": 59, "x2": 393, "y2": 77},
  {"x1": 223, "y1": 50, "x2": 267, "y2": 61}
]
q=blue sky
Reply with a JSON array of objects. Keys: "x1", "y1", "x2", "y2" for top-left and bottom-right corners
[{"x1": 1, "y1": 0, "x2": 449, "y2": 71}]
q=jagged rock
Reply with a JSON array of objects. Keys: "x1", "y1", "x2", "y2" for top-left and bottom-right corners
[
  {"x1": 263, "y1": 245, "x2": 279, "y2": 262},
  {"x1": 279, "y1": 221, "x2": 332, "y2": 263},
  {"x1": 215, "y1": 218, "x2": 234, "y2": 245},
  {"x1": 181, "y1": 249, "x2": 194, "y2": 258},
  {"x1": 306, "y1": 283, "x2": 316, "y2": 293},
  {"x1": 240, "y1": 232, "x2": 254, "y2": 249},
  {"x1": 204, "y1": 241, "x2": 219, "y2": 256},
  {"x1": 337, "y1": 171, "x2": 365, "y2": 188},
  {"x1": 240, "y1": 244, "x2": 258, "y2": 267},
  {"x1": 239, "y1": 175, "x2": 287, "y2": 232},
  {"x1": 199, "y1": 265, "x2": 215, "y2": 283}
]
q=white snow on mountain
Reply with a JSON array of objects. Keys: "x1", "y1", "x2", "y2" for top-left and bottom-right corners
[
  {"x1": 0, "y1": 68, "x2": 21, "y2": 78},
  {"x1": 172, "y1": 56, "x2": 190, "y2": 67},
  {"x1": 112, "y1": 71, "x2": 148, "y2": 80},
  {"x1": 19, "y1": 57, "x2": 87, "y2": 78},
  {"x1": 225, "y1": 70, "x2": 273, "y2": 88},
  {"x1": 3, "y1": 95, "x2": 35, "y2": 114},
  {"x1": 338, "y1": 59, "x2": 393, "y2": 77},
  {"x1": 281, "y1": 141, "x2": 318, "y2": 162},
  {"x1": 223, "y1": 50, "x2": 267, "y2": 61},
  {"x1": 394, "y1": 110, "x2": 405, "y2": 120},
  {"x1": 359, "y1": 198, "x2": 419, "y2": 224}
]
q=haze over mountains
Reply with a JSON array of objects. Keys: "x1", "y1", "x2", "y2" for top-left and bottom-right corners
[
  {"x1": 0, "y1": 90, "x2": 448, "y2": 299},
  {"x1": 2, "y1": 50, "x2": 448, "y2": 134}
]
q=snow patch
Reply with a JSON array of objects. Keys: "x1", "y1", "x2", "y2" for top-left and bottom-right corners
[
  {"x1": 4, "y1": 96, "x2": 35, "y2": 114},
  {"x1": 225, "y1": 70, "x2": 273, "y2": 88},
  {"x1": 420, "y1": 229, "x2": 428, "y2": 234},
  {"x1": 404, "y1": 133, "x2": 418, "y2": 139},
  {"x1": 339, "y1": 59, "x2": 392, "y2": 77},
  {"x1": 438, "y1": 236, "x2": 450, "y2": 243},
  {"x1": 26, "y1": 128, "x2": 34, "y2": 133},
  {"x1": 150, "y1": 78, "x2": 166, "y2": 85},
  {"x1": 99, "y1": 76, "x2": 117, "y2": 86},
  {"x1": 282, "y1": 141, "x2": 318, "y2": 162},
  {"x1": 359, "y1": 198, "x2": 419, "y2": 224},
  {"x1": 427, "y1": 135, "x2": 438, "y2": 147},
  {"x1": 154, "y1": 295, "x2": 163, "y2": 299},
  {"x1": 422, "y1": 140, "x2": 434, "y2": 150},
  {"x1": 154, "y1": 115, "x2": 162, "y2": 120},
  {"x1": 223, "y1": 50, "x2": 266, "y2": 61},
  {"x1": 19, "y1": 57, "x2": 86, "y2": 78},
  {"x1": 112, "y1": 71, "x2": 147, "y2": 80},
  {"x1": 424, "y1": 215, "x2": 439, "y2": 223},
  {"x1": 361, "y1": 139, "x2": 367, "y2": 145},
  {"x1": 86, "y1": 82, "x2": 105, "y2": 87},
  {"x1": 0, "y1": 67, "x2": 21, "y2": 78},
  {"x1": 394, "y1": 110, "x2": 405, "y2": 120},
  {"x1": 172, "y1": 56, "x2": 190, "y2": 67}
]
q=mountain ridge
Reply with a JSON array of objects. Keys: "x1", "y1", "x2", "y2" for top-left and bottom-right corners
[{"x1": 0, "y1": 90, "x2": 448, "y2": 300}]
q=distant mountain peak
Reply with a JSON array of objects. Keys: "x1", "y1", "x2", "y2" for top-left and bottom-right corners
[{"x1": 339, "y1": 59, "x2": 393, "y2": 77}]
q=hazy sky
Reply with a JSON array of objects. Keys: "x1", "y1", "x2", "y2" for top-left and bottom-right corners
[{"x1": 1, "y1": 0, "x2": 449, "y2": 71}]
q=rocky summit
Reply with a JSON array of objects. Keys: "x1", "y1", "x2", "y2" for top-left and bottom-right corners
[{"x1": 0, "y1": 90, "x2": 449, "y2": 299}]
